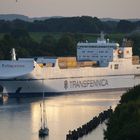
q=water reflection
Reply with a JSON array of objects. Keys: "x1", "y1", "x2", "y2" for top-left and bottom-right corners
[
  {"x1": 0, "y1": 94, "x2": 8, "y2": 105},
  {"x1": 0, "y1": 91, "x2": 123, "y2": 140},
  {"x1": 39, "y1": 137, "x2": 48, "y2": 140}
]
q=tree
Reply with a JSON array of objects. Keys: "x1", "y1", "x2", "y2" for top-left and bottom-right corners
[
  {"x1": 116, "y1": 20, "x2": 136, "y2": 33},
  {"x1": 55, "y1": 34, "x2": 76, "y2": 56},
  {"x1": 40, "y1": 34, "x2": 56, "y2": 56},
  {"x1": 104, "y1": 85, "x2": 140, "y2": 140},
  {"x1": 0, "y1": 34, "x2": 18, "y2": 59},
  {"x1": 127, "y1": 33, "x2": 140, "y2": 56},
  {"x1": 11, "y1": 28, "x2": 30, "y2": 40}
]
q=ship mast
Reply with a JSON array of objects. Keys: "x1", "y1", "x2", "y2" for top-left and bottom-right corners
[{"x1": 11, "y1": 48, "x2": 16, "y2": 60}]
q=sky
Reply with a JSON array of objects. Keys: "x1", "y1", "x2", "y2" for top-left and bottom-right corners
[{"x1": 0, "y1": 0, "x2": 140, "y2": 19}]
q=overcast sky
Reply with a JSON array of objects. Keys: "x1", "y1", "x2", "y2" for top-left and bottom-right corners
[{"x1": 0, "y1": 0, "x2": 140, "y2": 18}]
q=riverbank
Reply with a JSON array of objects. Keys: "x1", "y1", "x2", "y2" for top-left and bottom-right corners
[{"x1": 104, "y1": 85, "x2": 140, "y2": 140}]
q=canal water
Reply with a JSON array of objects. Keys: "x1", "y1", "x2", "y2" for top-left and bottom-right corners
[{"x1": 0, "y1": 91, "x2": 123, "y2": 140}]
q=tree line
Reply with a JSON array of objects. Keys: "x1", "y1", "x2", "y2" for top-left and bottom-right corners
[
  {"x1": 0, "y1": 28, "x2": 140, "y2": 60},
  {"x1": 0, "y1": 29, "x2": 84, "y2": 59},
  {"x1": 0, "y1": 16, "x2": 140, "y2": 33}
]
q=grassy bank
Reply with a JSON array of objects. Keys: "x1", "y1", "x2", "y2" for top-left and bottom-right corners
[
  {"x1": 0, "y1": 32, "x2": 125, "y2": 43},
  {"x1": 30, "y1": 32, "x2": 125, "y2": 43}
]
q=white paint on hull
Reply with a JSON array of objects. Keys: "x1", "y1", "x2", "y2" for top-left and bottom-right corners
[{"x1": 0, "y1": 74, "x2": 138, "y2": 95}]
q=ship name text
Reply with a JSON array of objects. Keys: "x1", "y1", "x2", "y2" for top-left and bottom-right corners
[
  {"x1": 1, "y1": 64, "x2": 25, "y2": 68},
  {"x1": 64, "y1": 79, "x2": 109, "y2": 89}
]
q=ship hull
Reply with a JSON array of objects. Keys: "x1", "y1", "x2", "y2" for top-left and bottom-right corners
[{"x1": 0, "y1": 74, "x2": 139, "y2": 98}]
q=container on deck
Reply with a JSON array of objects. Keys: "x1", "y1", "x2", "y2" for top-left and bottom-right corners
[{"x1": 132, "y1": 56, "x2": 140, "y2": 64}]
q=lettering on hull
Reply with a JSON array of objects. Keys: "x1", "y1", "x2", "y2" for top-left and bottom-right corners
[{"x1": 64, "y1": 79, "x2": 109, "y2": 90}]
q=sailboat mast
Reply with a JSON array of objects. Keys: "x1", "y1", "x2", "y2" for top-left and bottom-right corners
[
  {"x1": 40, "y1": 103, "x2": 43, "y2": 129},
  {"x1": 43, "y1": 100, "x2": 46, "y2": 129},
  {"x1": 39, "y1": 66, "x2": 49, "y2": 136},
  {"x1": 42, "y1": 68, "x2": 46, "y2": 129}
]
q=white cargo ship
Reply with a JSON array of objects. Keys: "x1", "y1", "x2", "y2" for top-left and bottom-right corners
[{"x1": 0, "y1": 33, "x2": 140, "y2": 97}]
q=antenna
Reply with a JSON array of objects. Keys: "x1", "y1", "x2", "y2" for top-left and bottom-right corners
[{"x1": 100, "y1": 32, "x2": 105, "y2": 40}]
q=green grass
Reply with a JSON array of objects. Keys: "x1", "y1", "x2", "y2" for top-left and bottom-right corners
[
  {"x1": 81, "y1": 33, "x2": 125, "y2": 42},
  {"x1": 82, "y1": 33, "x2": 98, "y2": 42},
  {"x1": 29, "y1": 32, "x2": 64, "y2": 42},
  {"x1": 29, "y1": 32, "x2": 125, "y2": 43},
  {"x1": 29, "y1": 32, "x2": 47, "y2": 42},
  {"x1": 29, "y1": 32, "x2": 99, "y2": 43},
  {"x1": 107, "y1": 33, "x2": 126, "y2": 43},
  {"x1": 0, "y1": 32, "x2": 126, "y2": 43},
  {"x1": 0, "y1": 33, "x2": 5, "y2": 39}
]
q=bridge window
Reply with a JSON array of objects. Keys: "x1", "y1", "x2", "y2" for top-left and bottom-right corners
[
  {"x1": 114, "y1": 64, "x2": 119, "y2": 69},
  {"x1": 136, "y1": 67, "x2": 140, "y2": 69}
]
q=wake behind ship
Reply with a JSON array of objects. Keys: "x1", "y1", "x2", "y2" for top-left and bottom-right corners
[{"x1": 0, "y1": 33, "x2": 140, "y2": 97}]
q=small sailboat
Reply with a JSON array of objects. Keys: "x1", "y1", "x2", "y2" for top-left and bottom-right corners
[{"x1": 39, "y1": 85, "x2": 49, "y2": 137}]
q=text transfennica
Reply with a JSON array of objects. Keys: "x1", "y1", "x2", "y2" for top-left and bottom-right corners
[{"x1": 64, "y1": 79, "x2": 109, "y2": 89}]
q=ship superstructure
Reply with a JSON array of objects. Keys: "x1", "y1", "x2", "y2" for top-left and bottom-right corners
[{"x1": 0, "y1": 33, "x2": 140, "y2": 97}]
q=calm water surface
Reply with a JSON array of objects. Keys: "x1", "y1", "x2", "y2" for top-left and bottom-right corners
[{"x1": 0, "y1": 91, "x2": 124, "y2": 140}]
